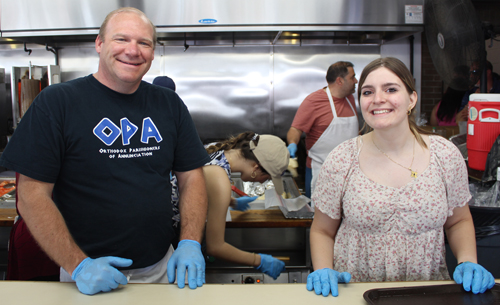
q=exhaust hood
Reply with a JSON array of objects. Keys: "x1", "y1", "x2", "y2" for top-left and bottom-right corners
[{"x1": 1, "y1": 0, "x2": 424, "y2": 46}]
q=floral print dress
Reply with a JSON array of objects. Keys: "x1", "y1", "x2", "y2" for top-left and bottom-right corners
[{"x1": 313, "y1": 135, "x2": 471, "y2": 282}]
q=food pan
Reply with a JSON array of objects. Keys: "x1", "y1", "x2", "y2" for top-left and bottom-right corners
[{"x1": 363, "y1": 283, "x2": 500, "y2": 305}]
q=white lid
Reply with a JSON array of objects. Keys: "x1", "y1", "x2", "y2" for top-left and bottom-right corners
[{"x1": 470, "y1": 93, "x2": 500, "y2": 102}]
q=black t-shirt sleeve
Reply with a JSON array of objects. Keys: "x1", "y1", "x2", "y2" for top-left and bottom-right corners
[{"x1": 171, "y1": 98, "x2": 210, "y2": 172}]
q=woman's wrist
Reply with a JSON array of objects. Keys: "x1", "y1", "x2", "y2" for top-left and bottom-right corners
[
  {"x1": 251, "y1": 253, "x2": 261, "y2": 267},
  {"x1": 457, "y1": 256, "x2": 477, "y2": 265}
]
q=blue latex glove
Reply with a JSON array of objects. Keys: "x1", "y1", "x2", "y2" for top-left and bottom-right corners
[
  {"x1": 167, "y1": 239, "x2": 205, "y2": 289},
  {"x1": 233, "y1": 196, "x2": 258, "y2": 211},
  {"x1": 306, "y1": 268, "x2": 351, "y2": 297},
  {"x1": 254, "y1": 253, "x2": 286, "y2": 280},
  {"x1": 71, "y1": 256, "x2": 133, "y2": 295},
  {"x1": 287, "y1": 143, "x2": 297, "y2": 158},
  {"x1": 453, "y1": 261, "x2": 495, "y2": 294}
]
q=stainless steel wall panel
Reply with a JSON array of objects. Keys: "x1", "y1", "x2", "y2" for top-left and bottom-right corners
[
  {"x1": 0, "y1": 39, "x2": 410, "y2": 141},
  {"x1": 272, "y1": 45, "x2": 380, "y2": 137},
  {"x1": 1, "y1": 0, "x2": 424, "y2": 36},
  {"x1": 157, "y1": 46, "x2": 274, "y2": 141}
]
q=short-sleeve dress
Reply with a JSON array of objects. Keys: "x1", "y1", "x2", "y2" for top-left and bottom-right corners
[{"x1": 313, "y1": 135, "x2": 471, "y2": 282}]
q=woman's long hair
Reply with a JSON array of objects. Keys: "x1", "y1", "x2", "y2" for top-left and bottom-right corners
[
  {"x1": 358, "y1": 57, "x2": 432, "y2": 148},
  {"x1": 206, "y1": 131, "x2": 261, "y2": 165},
  {"x1": 437, "y1": 88, "x2": 467, "y2": 122}
]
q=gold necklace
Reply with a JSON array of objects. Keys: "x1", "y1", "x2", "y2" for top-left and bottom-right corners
[{"x1": 372, "y1": 136, "x2": 417, "y2": 178}]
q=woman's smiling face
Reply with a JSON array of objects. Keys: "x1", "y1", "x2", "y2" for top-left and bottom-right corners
[{"x1": 359, "y1": 67, "x2": 417, "y2": 131}]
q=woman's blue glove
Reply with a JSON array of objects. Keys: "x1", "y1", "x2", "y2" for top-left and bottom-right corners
[
  {"x1": 254, "y1": 253, "x2": 286, "y2": 280},
  {"x1": 287, "y1": 143, "x2": 297, "y2": 158},
  {"x1": 453, "y1": 262, "x2": 495, "y2": 294},
  {"x1": 71, "y1": 256, "x2": 133, "y2": 295},
  {"x1": 306, "y1": 268, "x2": 351, "y2": 297},
  {"x1": 233, "y1": 196, "x2": 258, "y2": 211},
  {"x1": 167, "y1": 239, "x2": 205, "y2": 289}
]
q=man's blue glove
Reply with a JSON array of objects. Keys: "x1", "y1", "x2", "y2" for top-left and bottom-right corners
[
  {"x1": 71, "y1": 256, "x2": 133, "y2": 295},
  {"x1": 254, "y1": 253, "x2": 286, "y2": 280},
  {"x1": 167, "y1": 239, "x2": 205, "y2": 289},
  {"x1": 453, "y1": 261, "x2": 495, "y2": 294},
  {"x1": 233, "y1": 196, "x2": 258, "y2": 211},
  {"x1": 306, "y1": 268, "x2": 351, "y2": 297},
  {"x1": 287, "y1": 143, "x2": 297, "y2": 158}
]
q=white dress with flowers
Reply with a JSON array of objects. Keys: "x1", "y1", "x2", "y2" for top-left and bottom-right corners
[{"x1": 313, "y1": 135, "x2": 471, "y2": 282}]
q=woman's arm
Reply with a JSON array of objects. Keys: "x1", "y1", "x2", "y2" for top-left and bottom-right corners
[
  {"x1": 444, "y1": 205, "x2": 477, "y2": 264},
  {"x1": 310, "y1": 209, "x2": 342, "y2": 270},
  {"x1": 204, "y1": 165, "x2": 261, "y2": 266},
  {"x1": 429, "y1": 103, "x2": 439, "y2": 126},
  {"x1": 456, "y1": 106, "x2": 468, "y2": 123},
  {"x1": 444, "y1": 204, "x2": 496, "y2": 294}
]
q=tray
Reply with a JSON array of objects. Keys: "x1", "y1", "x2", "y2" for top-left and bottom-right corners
[{"x1": 363, "y1": 283, "x2": 500, "y2": 305}]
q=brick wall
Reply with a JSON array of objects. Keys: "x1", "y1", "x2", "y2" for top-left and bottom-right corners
[{"x1": 420, "y1": 34, "x2": 444, "y2": 120}]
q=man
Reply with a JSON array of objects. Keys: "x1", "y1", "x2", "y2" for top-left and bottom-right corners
[
  {"x1": 153, "y1": 76, "x2": 176, "y2": 91},
  {"x1": 456, "y1": 60, "x2": 500, "y2": 121},
  {"x1": 0, "y1": 7, "x2": 210, "y2": 295},
  {"x1": 287, "y1": 61, "x2": 358, "y2": 200}
]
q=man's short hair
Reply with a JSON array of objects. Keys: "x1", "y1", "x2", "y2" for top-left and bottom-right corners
[
  {"x1": 98, "y1": 7, "x2": 157, "y2": 50},
  {"x1": 326, "y1": 61, "x2": 354, "y2": 84}
]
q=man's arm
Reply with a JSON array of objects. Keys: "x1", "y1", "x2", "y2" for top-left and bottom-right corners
[
  {"x1": 167, "y1": 167, "x2": 208, "y2": 289},
  {"x1": 287, "y1": 126, "x2": 303, "y2": 158},
  {"x1": 175, "y1": 167, "x2": 208, "y2": 242},
  {"x1": 17, "y1": 174, "x2": 133, "y2": 295},
  {"x1": 16, "y1": 174, "x2": 87, "y2": 275},
  {"x1": 287, "y1": 126, "x2": 303, "y2": 146}
]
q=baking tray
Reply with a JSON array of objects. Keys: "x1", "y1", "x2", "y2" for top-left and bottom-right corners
[{"x1": 363, "y1": 283, "x2": 500, "y2": 305}]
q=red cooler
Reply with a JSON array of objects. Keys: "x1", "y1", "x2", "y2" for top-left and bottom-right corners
[{"x1": 467, "y1": 93, "x2": 500, "y2": 171}]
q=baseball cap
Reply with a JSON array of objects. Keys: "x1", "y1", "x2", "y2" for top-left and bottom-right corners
[
  {"x1": 153, "y1": 76, "x2": 176, "y2": 91},
  {"x1": 250, "y1": 134, "x2": 290, "y2": 196}
]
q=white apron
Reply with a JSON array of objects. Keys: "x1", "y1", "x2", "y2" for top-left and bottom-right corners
[{"x1": 308, "y1": 87, "x2": 358, "y2": 206}]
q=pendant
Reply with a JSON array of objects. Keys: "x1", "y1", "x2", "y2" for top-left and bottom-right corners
[{"x1": 411, "y1": 170, "x2": 418, "y2": 178}]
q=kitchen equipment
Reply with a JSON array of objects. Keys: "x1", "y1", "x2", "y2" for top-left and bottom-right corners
[
  {"x1": 11, "y1": 65, "x2": 60, "y2": 127},
  {"x1": 231, "y1": 185, "x2": 248, "y2": 197},
  {"x1": 20, "y1": 79, "x2": 40, "y2": 118},
  {"x1": 424, "y1": 0, "x2": 486, "y2": 91},
  {"x1": 0, "y1": 174, "x2": 16, "y2": 209},
  {"x1": 364, "y1": 283, "x2": 500, "y2": 305},
  {"x1": 467, "y1": 94, "x2": 500, "y2": 171}
]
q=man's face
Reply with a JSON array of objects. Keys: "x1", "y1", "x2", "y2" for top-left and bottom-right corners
[
  {"x1": 342, "y1": 67, "x2": 358, "y2": 96},
  {"x1": 95, "y1": 12, "x2": 155, "y2": 93}
]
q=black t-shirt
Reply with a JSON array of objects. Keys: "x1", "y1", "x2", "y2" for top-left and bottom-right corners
[{"x1": 0, "y1": 75, "x2": 210, "y2": 269}]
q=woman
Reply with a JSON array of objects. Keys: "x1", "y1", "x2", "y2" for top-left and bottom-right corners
[
  {"x1": 172, "y1": 131, "x2": 288, "y2": 280},
  {"x1": 307, "y1": 57, "x2": 495, "y2": 297},
  {"x1": 429, "y1": 87, "x2": 467, "y2": 126}
]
